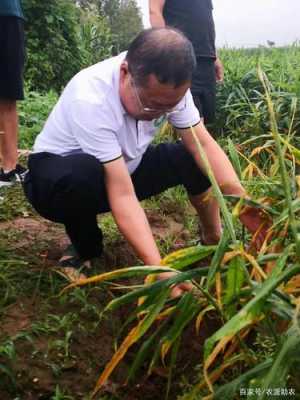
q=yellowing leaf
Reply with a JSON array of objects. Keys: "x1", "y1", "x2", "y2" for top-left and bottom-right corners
[{"x1": 195, "y1": 305, "x2": 214, "y2": 335}]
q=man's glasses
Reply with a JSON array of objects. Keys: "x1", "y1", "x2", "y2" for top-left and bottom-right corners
[{"x1": 130, "y1": 77, "x2": 186, "y2": 115}]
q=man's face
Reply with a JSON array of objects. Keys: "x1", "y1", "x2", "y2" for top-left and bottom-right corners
[{"x1": 119, "y1": 61, "x2": 190, "y2": 121}]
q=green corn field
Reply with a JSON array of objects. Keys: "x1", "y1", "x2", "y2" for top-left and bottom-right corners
[{"x1": 1, "y1": 44, "x2": 300, "y2": 399}]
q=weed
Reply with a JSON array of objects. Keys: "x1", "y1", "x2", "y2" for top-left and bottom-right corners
[{"x1": 51, "y1": 385, "x2": 74, "y2": 400}]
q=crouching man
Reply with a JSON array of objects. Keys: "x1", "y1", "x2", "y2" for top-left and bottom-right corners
[{"x1": 24, "y1": 28, "x2": 264, "y2": 295}]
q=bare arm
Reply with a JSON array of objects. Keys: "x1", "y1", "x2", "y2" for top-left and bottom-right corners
[
  {"x1": 104, "y1": 157, "x2": 161, "y2": 265},
  {"x1": 177, "y1": 122, "x2": 246, "y2": 196},
  {"x1": 104, "y1": 157, "x2": 193, "y2": 296},
  {"x1": 149, "y1": 0, "x2": 166, "y2": 27},
  {"x1": 215, "y1": 57, "x2": 224, "y2": 82},
  {"x1": 177, "y1": 123, "x2": 272, "y2": 248}
]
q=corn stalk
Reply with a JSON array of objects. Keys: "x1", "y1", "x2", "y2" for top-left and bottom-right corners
[
  {"x1": 190, "y1": 126, "x2": 237, "y2": 243},
  {"x1": 258, "y1": 66, "x2": 300, "y2": 259}
]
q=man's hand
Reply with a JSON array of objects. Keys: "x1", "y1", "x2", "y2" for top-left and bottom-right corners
[
  {"x1": 215, "y1": 57, "x2": 224, "y2": 82},
  {"x1": 239, "y1": 205, "x2": 272, "y2": 251},
  {"x1": 156, "y1": 272, "x2": 194, "y2": 298}
]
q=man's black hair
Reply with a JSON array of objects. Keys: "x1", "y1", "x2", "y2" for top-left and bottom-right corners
[{"x1": 125, "y1": 27, "x2": 196, "y2": 88}]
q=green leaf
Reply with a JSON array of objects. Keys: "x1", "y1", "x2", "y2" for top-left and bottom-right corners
[
  {"x1": 204, "y1": 250, "x2": 300, "y2": 359},
  {"x1": 258, "y1": 328, "x2": 300, "y2": 399},
  {"x1": 223, "y1": 255, "x2": 246, "y2": 317},
  {"x1": 224, "y1": 195, "x2": 278, "y2": 215},
  {"x1": 227, "y1": 138, "x2": 242, "y2": 179},
  {"x1": 127, "y1": 315, "x2": 173, "y2": 382},
  {"x1": 206, "y1": 229, "x2": 231, "y2": 289},
  {"x1": 0, "y1": 363, "x2": 16, "y2": 386},
  {"x1": 93, "y1": 289, "x2": 171, "y2": 394},
  {"x1": 160, "y1": 292, "x2": 199, "y2": 359},
  {"x1": 62, "y1": 265, "x2": 178, "y2": 293},
  {"x1": 105, "y1": 267, "x2": 210, "y2": 312},
  {"x1": 190, "y1": 126, "x2": 236, "y2": 242},
  {"x1": 45, "y1": 15, "x2": 54, "y2": 24},
  {"x1": 212, "y1": 359, "x2": 272, "y2": 399},
  {"x1": 272, "y1": 198, "x2": 300, "y2": 228},
  {"x1": 161, "y1": 245, "x2": 216, "y2": 270},
  {"x1": 165, "y1": 336, "x2": 181, "y2": 400}
]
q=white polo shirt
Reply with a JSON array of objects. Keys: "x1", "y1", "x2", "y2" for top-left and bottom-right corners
[{"x1": 33, "y1": 52, "x2": 201, "y2": 174}]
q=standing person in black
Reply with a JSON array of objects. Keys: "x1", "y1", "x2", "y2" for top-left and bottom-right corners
[
  {"x1": 149, "y1": 0, "x2": 223, "y2": 126},
  {"x1": 0, "y1": 0, "x2": 27, "y2": 186}
]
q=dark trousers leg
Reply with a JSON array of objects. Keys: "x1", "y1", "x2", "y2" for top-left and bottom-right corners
[
  {"x1": 63, "y1": 215, "x2": 103, "y2": 260},
  {"x1": 24, "y1": 152, "x2": 107, "y2": 260},
  {"x1": 131, "y1": 141, "x2": 211, "y2": 199},
  {"x1": 24, "y1": 145, "x2": 210, "y2": 259},
  {"x1": 191, "y1": 58, "x2": 216, "y2": 126}
]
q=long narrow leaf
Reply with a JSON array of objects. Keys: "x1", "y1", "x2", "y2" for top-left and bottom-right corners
[
  {"x1": 206, "y1": 229, "x2": 231, "y2": 289},
  {"x1": 61, "y1": 265, "x2": 177, "y2": 293},
  {"x1": 92, "y1": 289, "x2": 171, "y2": 396},
  {"x1": 211, "y1": 359, "x2": 272, "y2": 399},
  {"x1": 258, "y1": 66, "x2": 300, "y2": 258},
  {"x1": 224, "y1": 255, "x2": 246, "y2": 317},
  {"x1": 161, "y1": 292, "x2": 199, "y2": 361},
  {"x1": 227, "y1": 138, "x2": 242, "y2": 179},
  {"x1": 161, "y1": 245, "x2": 216, "y2": 270},
  {"x1": 204, "y1": 255, "x2": 299, "y2": 360},
  {"x1": 105, "y1": 267, "x2": 210, "y2": 312},
  {"x1": 190, "y1": 125, "x2": 236, "y2": 242},
  {"x1": 127, "y1": 314, "x2": 173, "y2": 382},
  {"x1": 258, "y1": 328, "x2": 300, "y2": 399}
]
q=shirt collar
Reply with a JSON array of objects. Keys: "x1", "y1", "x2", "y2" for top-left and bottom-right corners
[{"x1": 112, "y1": 52, "x2": 127, "y2": 116}]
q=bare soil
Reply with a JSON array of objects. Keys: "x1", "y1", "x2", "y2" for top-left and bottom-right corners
[{"x1": 0, "y1": 211, "x2": 216, "y2": 400}]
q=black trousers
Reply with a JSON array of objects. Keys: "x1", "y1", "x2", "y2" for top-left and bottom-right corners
[
  {"x1": 24, "y1": 142, "x2": 211, "y2": 260},
  {"x1": 191, "y1": 58, "x2": 216, "y2": 125},
  {"x1": 0, "y1": 16, "x2": 25, "y2": 100}
]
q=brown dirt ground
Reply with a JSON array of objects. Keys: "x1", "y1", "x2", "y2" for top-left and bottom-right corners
[{"x1": 0, "y1": 211, "x2": 217, "y2": 400}]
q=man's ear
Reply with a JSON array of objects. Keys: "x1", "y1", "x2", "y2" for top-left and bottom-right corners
[{"x1": 120, "y1": 61, "x2": 129, "y2": 79}]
